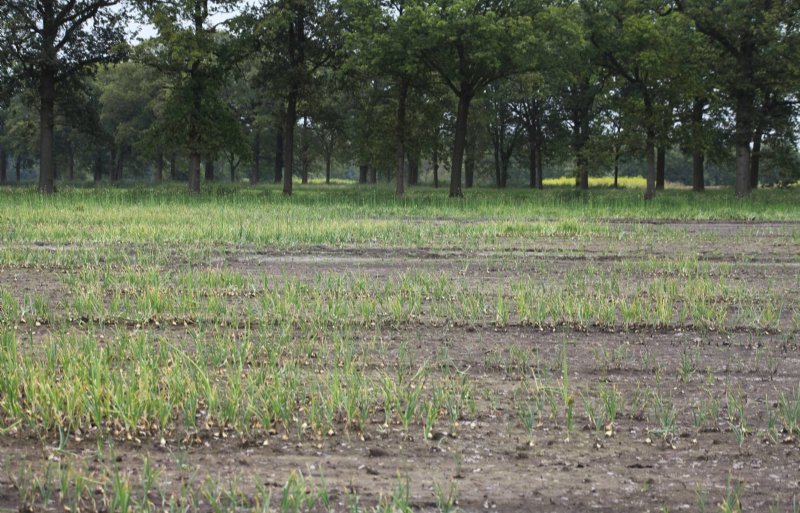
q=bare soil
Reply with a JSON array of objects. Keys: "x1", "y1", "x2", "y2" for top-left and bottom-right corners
[{"x1": 1, "y1": 220, "x2": 799, "y2": 512}]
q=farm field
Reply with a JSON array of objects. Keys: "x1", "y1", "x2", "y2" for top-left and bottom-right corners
[{"x1": 0, "y1": 185, "x2": 799, "y2": 512}]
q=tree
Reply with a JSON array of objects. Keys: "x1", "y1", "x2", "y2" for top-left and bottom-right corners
[
  {"x1": 509, "y1": 72, "x2": 551, "y2": 189},
  {"x1": 97, "y1": 62, "x2": 164, "y2": 182},
  {"x1": 525, "y1": 3, "x2": 604, "y2": 190},
  {"x1": 0, "y1": 121, "x2": 6, "y2": 184},
  {"x1": 345, "y1": 0, "x2": 432, "y2": 195},
  {"x1": 1, "y1": 92, "x2": 40, "y2": 183},
  {"x1": 583, "y1": 0, "x2": 690, "y2": 199},
  {"x1": 673, "y1": 94, "x2": 717, "y2": 192},
  {"x1": 137, "y1": 0, "x2": 246, "y2": 193},
  {"x1": 56, "y1": 78, "x2": 110, "y2": 181},
  {"x1": 749, "y1": 86, "x2": 800, "y2": 188},
  {"x1": 250, "y1": 0, "x2": 343, "y2": 195},
  {"x1": 0, "y1": 97, "x2": 9, "y2": 185},
  {"x1": 485, "y1": 81, "x2": 521, "y2": 188},
  {"x1": 675, "y1": 0, "x2": 800, "y2": 196},
  {"x1": 309, "y1": 102, "x2": 345, "y2": 184},
  {"x1": 0, "y1": 65, "x2": 11, "y2": 184},
  {"x1": 340, "y1": 73, "x2": 386, "y2": 185},
  {"x1": 0, "y1": 0, "x2": 128, "y2": 193},
  {"x1": 404, "y1": 83, "x2": 451, "y2": 186},
  {"x1": 408, "y1": 0, "x2": 537, "y2": 197},
  {"x1": 220, "y1": 59, "x2": 264, "y2": 185}
]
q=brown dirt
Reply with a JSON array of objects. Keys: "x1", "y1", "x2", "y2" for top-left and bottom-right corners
[
  {"x1": 2, "y1": 326, "x2": 798, "y2": 511},
  {"x1": 1, "y1": 221, "x2": 799, "y2": 512}
]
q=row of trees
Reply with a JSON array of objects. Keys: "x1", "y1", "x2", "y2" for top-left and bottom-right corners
[{"x1": 1, "y1": 0, "x2": 798, "y2": 198}]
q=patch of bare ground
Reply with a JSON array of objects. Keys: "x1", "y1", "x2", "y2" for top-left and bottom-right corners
[
  {"x1": 1, "y1": 219, "x2": 799, "y2": 511},
  {"x1": 1, "y1": 325, "x2": 799, "y2": 511},
  {"x1": 2, "y1": 218, "x2": 799, "y2": 274},
  {"x1": 0, "y1": 268, "x2": 67, "y2": 307},
  {"x1": 5, "y1": 428, "x2": 797, "y2": 512}
]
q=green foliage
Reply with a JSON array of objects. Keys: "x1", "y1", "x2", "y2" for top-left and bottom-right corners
[
  {"x1": 0, "y1": 0, "x2": 797, "y2": 193},
  {"x1": 136, "y1": 0, "x2": 249, "y2": 182}
]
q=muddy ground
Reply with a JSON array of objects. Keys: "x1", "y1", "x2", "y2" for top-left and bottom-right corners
[{"x1": 0, "y1": 220, "x2": 799, "y2": 512}]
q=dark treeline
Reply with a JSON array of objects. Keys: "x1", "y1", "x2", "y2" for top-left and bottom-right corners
[{"x1": 0, "y1": 0, "x2": 798, "y2": 198}]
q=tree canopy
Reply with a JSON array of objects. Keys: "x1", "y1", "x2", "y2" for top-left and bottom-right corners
[{"x1": 0, "y1": 0, "x2": 798, "y2": 195}]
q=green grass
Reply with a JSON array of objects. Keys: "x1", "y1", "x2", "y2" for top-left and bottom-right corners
[
  {"x1": 1, "y1": 265, "x2": 793, "y2": 332},
  {"x1": 0, "y1": 184, "x2": 798, "y2": 249},
  {"x1": 0, "y1": 184, "x2": 798, "y2": 511}
]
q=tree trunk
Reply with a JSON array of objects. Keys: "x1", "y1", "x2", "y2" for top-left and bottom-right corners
[
  {"x1": 186, "y1": 8, "x2": 205, "y2": 193},
  {"x1": 68, "y1": 147, "x2": 75, "y2": 181},
  {"x1": 408, "y1": 154, "x2": 418, "y2": 186},
  {"x1": 493, "y1": 134, "x2": 502, "y2": 188},
  {"x1": 613, "y1": 149, "x2": 619, "y2": 189},
  {"x1": 188, "y1": 152, "x2": 201, "y2": 193},
  {"x1": 283, "y1": 1, "x2": 305, "y2": 193},
  {"x1": 251, "y1": 131, "x2": 261, "y2": 184},
  {"x1": 574, "y1": 113, "x2": 589, "y2": 190},
  {"x1": 528, "y1": 133, "x2": 536, "y2": 188},
  {"x1": 750, "y1": 127, "x2": 762, "y2": 189},
  {"x1": 110, "y1": 146, "x2": 119, "y2": 182},
  {"x1": 572, "y1": 105, "x2": 589, "y2": 190},
  {"x1": 283, "y1": 87, "x2": 297, "y2": 196},
  {"x1": 170, "y1": 153, "x2": 177, "y2": 180},
  {"x1": 300, "y1": 161, "x2": 309, "y2": 184},
  {"x1": 535, "y1": 145, "x2": 543, "y2": 189},
  {"x1": 450, "y1": 87, "x2": 472, "y2": 197},
  {"x1": 395, "y1": 80, "x2": 409, "y2": 196},
  {"x1": 500, "y1": 140, "x2": 513, "y2": 189},
  {"x1": 643, "y1": 94, "x2": 657, "y2": 200},
  {"x1": 359, "y1": 164, "x2": 368, "y2": 184},
  {"x1": 115, "y1": 147, "x2": 124, "y2": 182},
  {"x1": 94, "y1": 152, "x2": 102, "y2": 182},
  {"x1": 112, "y1": 150, "x2": 117, "y2": 181},
  {"x1": 155, "y1": 152, "x2": 164, "y2": 183},
  {"x1": 691, "y1": 98, "x2": 705, "y2": 192},
  {"x1": 733, "y1": 92, "x2": 755, "y2": 197},
  {"x1": 465, "y1": 141, "x2": 475, "y2": 189},
  {"x1": 299, "y1": 116, "x2": 310, "y2": 185},
  {"x1": 16, "y1": 157, "x2": 22, "y2": 182},
  {"x1": 656, "y1": 146, "x2": 665, "y2": 190},
  {"x1": 110, "y1": 147, "x2": 116, "y2": 181},
  {"x1": 274, "y1": 129, "x2": 283, "y2": 183},
  {"x1": 39, "y1": 67, "x2": 57, "y2": 194},
  {"x1": 325, "y1": 153, "x2": 332, "y2": 184},
  {"x1": 692, "y1": 151, "x2": 705, "y2": 192},
  {"x1": 432, "y1": 147, "x2": 439, "y2": 189},
  {"x1": 369, "y1": 165, "x2": 376, "y2": 184},
  {"x1": 577, "y1": 156, "x2": 589, "y2": 189},
  {"x1": 205, "y1": 159, "x2": 215, "y2": 181},
  {"x1": 0, "y1": 145, "x2": 7, "y2": 183},
  {"x1": 644, "y1": 132, "x2": 656, "y2": 201}
]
